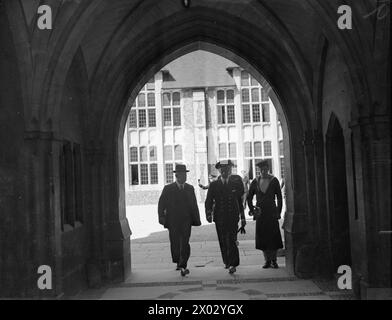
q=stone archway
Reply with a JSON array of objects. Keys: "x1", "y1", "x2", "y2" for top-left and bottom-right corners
[
  {"x1": 3, "y1": 0, "x2": 388, "y2": 298},
  {"x1": 120, "y1": 43, "x2": 293, "y2": 273}
]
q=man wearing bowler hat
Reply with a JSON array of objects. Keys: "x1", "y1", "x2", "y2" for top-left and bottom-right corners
[
  {"x1": 158, "y1": 164, "x2": 201, "y2": 276},
  {"x1": 205, "y1": 160, "x2": 246, "y2": 274}
]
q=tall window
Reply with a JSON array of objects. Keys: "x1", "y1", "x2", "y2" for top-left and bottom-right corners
[
  {"x1": 241, "y1": 71, "x2": 269, "y2": 124},
  {"x1": 243, "y1": 141, "x2": 262, "y2": 180},
  {"x1": 162, "y1": 91, "x2": 182, "y2": 127},
  {"x1": 217, "y1": 89, "x2": 235, "y2": 124},
  {"x1": 218, "y1": 142, "x2": 237, "y2": 174},
  {"x1": 128, "y1": 83, "x2": 157, "y2": 129},
  {"x1": 129, "y1": 145, "x2": 158, "y2": 186},
  {"x1": 164, "y1": 145, "x2": 183, "y2": 184}
]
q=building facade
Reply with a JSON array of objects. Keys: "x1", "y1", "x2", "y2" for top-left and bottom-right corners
[{"x1": 124, "y1": 51, "x2": 284, "y2": 204}]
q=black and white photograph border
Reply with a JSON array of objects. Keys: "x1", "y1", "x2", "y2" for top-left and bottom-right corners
[{"x1": 0, "y1": 0, "x2": 390, "y2": 304}]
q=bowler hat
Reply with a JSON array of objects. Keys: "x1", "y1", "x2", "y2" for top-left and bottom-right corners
[
  {"x1": 215, "y1": 160, "x2": 236, "y2": 169},
  {"x1": 173, "y1": 164, "x2": 190, "y2": 173}
]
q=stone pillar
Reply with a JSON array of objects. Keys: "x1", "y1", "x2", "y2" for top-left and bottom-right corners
[
  {"x1": 283, "y1": 136, "x2": 311, "y2": 277},
  {"x1": 155, "y1": 73, "x2": 165, "y2": 188},
  {"x1": 23, "y1": 131, "x2": 63, "y2": 298},
  {"x1": 312, "y1": 130, "x2": 332, "y2": 276},
  {"x1": 103, "y1": 150, "x2": 132, "y2": 283},
  {"x1": 193, "y1": 90, "x2": 208, "y2": 202},
  {"x1": 85, "y1": 147, "x2": 106, "y2": 287},
  {"x1": 350, "y1": 115, "x2": 391, "y2": 299}
]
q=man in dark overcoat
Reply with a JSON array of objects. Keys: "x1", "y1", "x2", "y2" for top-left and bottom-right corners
[
  {"x1": 158, "y1": 164, "x2": 201, "y2": 276},
  {"x1": 205, "y1": 160, "x2": 246, "y2": 274}
]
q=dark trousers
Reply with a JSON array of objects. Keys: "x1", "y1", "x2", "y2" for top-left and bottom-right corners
[
  {"x1": 215, "y1": 222, "x2": 240, "y2": 267},
  {"x1": 169, "y1": 224, "x2": 191, "y2": 269}
]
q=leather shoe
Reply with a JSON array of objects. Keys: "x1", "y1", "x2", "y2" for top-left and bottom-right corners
[
  {"x1": 180, "y1": 268, "x2": 190, "y2": 276},
  {"x1": 271, "y1": 261, "x2": 279, "y2": 269},
  {"x1": 262, "y1": 261, "x2": 271, "y2": 269},
  {"x1": 228, "y1": 266, "x2": 236, "y2": 274}
]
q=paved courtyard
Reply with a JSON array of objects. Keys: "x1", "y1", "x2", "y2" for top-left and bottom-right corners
[{"x1": 72, "y1": 204, "x2": 355, "y2": 300}]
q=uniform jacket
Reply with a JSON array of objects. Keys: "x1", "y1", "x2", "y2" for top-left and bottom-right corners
[
  {"x1": 205, "y1": 174, "x2": 245, "y2": 225},
  {"x1": 158, "y1": 182, "x2": 201, "y2": 229}
]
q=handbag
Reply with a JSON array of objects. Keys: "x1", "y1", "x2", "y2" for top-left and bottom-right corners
[{"x1": 251, "y1": 206, "x2": 262, "y2": 219}]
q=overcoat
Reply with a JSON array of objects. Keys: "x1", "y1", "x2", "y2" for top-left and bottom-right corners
[
  {"x1": 247, "y1": 176, "x2": 283, "y2": 251},
  {"x1": 158, "y1": 183, "x2": 201, "y2": 230}
]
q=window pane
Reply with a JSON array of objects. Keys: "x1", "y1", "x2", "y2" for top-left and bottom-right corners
[
  {"x1": 279, "y1": 140, "x2": 284, "y2": 156},
  {"x1": 217, "y1": 90, "x2": 225, "y2": 104},
  {"x1": 173, "y1": 108, "x2": 181, "y2": 126},
  {"x1": 129, "y1": 110, "x2": 137, "y2": 128},
  {"x1": 163, "y1": 108, "x2": 172, "y2": 126},
  {"x1": 264, "y1": 141, "x2": 272, "y2": 156},
  {"x1": 150, "y1": 164, "x2": 158, "y2": 184},
  {"x1": 140, "y1": 164, "x2": 149, "y2": 185},
  {"x1": 173, "y1": 92, "x2": 180, "y2": 105},
  {"x1": 138, "y1": 109, "x2": 146, "y2": 127},
  {"x1": 241, "y1": 71, "x2": 250, "y2": 86},
  {"x1": 138, "y1": 93, "x2": 145, "y2": 107},
  {"x1": 262, "y1": 103, "x2": 270, "y2": 122},
  {"x1": 242, "y1": 89, "x2": 249, "y2": 103},
  {"x1": 147, "y1": 93, "x2": 155, "y2": 107},
  {"x1": 165, "y1": 163, "x2": 174, "y2": 184},
  {"x1": 242, "y1": 105, "x2": 251, "y2": 123},
  {"x1": 254, "y1": 142, "x2": 262, "y2": 157},
  {"x1": 140, "y1": 146, "x2": 148, "y2": 162},
  {"x1": 148, "y1": 109, "x2": 156, "y2": 127},
  {"x1": 174, "y1": 145, "x2": 182, "y2": 160},
  {"x1": 149, "y1": 146, "x2": 157, "y2": 161},
  {"x1": 251, "y1": 88, "x2": 260, "y2": 102},
  {"x1": 244, "y1": 142, "x2": 252, "y2": 157},
  {"x1": 130, "y1": 164, "x2": 139, "y2": 185},
  {"x1": 130, "y1": 147, "x2": 138, "y2": 162},
  {"x1": 227, "y1": 105, "x2": 235, "y2": 124},
  {"x1": 162, "y1": 93, "x2": 171, "y2": 106},
  {"x1": 219, "y1": 143, "x2": 227, "y2": 159},
  {"x1": 280, "y1": 158, "x2": 285, "y2": 179},
  {"x1": 217, "y1": 105, "x2": 225, "y2": 124},
  {"x1": 164, "y1": 146, "x2": 173, "y2": 161},
  {"x1": 252, "y1": 104, "x2": 261, "y2": 122},
  {"x1": 251, "y1": 75, "x2": 258, "y2": 86},
  {"x1": 261, "y1": 88, "x2": 268, "y2": 101},
  {"x1": 227, "y1": 90, "x2": 234, "y2": 104},
  {"x1": 229, "y1": 143, "x2": 237, "y2": 158}
]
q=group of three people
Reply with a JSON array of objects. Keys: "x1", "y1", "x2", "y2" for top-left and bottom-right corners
[{"x1": 158, "y1": 159, "x2": 283, "y2": 276}]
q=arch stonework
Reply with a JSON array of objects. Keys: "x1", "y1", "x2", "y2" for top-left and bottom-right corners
[{"x1": 0, "y1": 0, "x2": 389, "y2": 298}]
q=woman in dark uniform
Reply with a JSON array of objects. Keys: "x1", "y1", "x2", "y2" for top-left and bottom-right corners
[{"x1": 247, "y1": 160, "x2": 283, "y2": 268}]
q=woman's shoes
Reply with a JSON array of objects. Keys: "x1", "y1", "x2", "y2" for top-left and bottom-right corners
[
  {"x1": 180, "y1": 268, "x2": 190, "y2": 276},
  {"x1": 262, "y1": 261, "x2": 271, "y2": 268},
  {"x1": 228, "y1": 266, "x2": 237, "y2": 274}
]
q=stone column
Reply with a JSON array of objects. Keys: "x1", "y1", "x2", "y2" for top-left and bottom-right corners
[
  {"x1": 350, "y1": 115, "x2": 391, "y2": 298},
  {"x1": 312, "y1": 130, "x2": 332, "y2": 276},
  {"x1": 23, "y1": 131, "x2": 63, "y2": 298},
  {"x1": 85, "y1": 147, "x2": 106, "y2": 287}
]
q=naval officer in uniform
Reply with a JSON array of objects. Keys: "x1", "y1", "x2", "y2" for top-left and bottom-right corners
[{"x1": 205, "y1": 160, "x2": 246, "y2": 274}]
